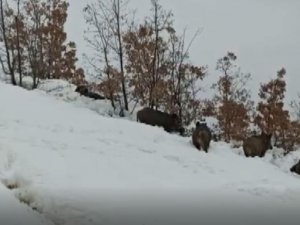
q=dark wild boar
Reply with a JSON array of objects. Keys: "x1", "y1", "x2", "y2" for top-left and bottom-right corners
[
  {"x1": 192, "y1": 122, "x2": 212, "y2": 152},
  {"x1": 137, "y1": 107, "x2": 183, "y2": 134},
  {"x1": 85, "y1": 92, "x2": 106, "y2": 100},
  {"x1": 290, "y1": 160, "x2": 300, "y2": 175},
  {"x1": 75, "y1": 85, "x2": 106, "y2": 100},
  {"x1": 243, "y1": 132, "x2": 272, "y2": 157},
  {"x1": 75, "y1": 85, "x2": 88, "y2": 95}
]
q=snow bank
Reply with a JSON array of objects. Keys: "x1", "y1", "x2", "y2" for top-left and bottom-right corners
[
  {"x1": 1, "y1": 81, "x2": 300, "y2": 225},
  {"x1": 0, "y1": 184, "x2": 53, "y2": 225},
  {"x1": 37, "y1": 79, "x2": 121, "y2": 117}
]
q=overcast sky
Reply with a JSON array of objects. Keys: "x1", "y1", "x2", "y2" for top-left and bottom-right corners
[{"x1": 66, "y1": 0, "x2": 300, "y2": 103}]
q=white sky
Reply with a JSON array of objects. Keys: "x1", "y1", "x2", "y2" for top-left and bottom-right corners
[{"x1": 66, "y1": 0, "x2": 300, "y2": 102}]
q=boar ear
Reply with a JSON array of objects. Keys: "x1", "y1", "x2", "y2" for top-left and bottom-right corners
[{"x1": 196, "y1": 121, "x2": 200, "y2": 127}]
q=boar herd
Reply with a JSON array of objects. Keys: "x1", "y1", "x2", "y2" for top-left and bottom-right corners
[
  {"x1": 74, "y1": 85, "x2": 300, "y2": 176},
  {"x1": 135, "y1": 106, "x2": 274, "y2": 157},
  {"x1": 136, "y1": 108, "x2": 213, "y2": 152},
  {"x1": 135, "y1": 107, "x2": 300, "y2": 176}
]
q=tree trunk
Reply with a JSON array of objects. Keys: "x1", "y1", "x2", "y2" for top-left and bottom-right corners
[
  {"x1": 0, "y1": 0, "x2": 16, "y2": 85},
  {"x1": 104, "y1": 48, "x2": 116, "y2": 110},
  {"x1": 115, "y1": 0, "x2": 128, "y2": 111},
  {"x1": 15, "y1": 14, "x2": 23, "y2": 87},
  {"x1": 151, "y1": 2, "x2": 159, "y2": 109}
]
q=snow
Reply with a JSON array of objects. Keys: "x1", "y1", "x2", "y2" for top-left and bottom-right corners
[
  {"x1": 1, "y1": 80, "x2": 300, "y2": 225},
  {"x1": 0, "y1": 175, "x2": 52, "y2": 225}
]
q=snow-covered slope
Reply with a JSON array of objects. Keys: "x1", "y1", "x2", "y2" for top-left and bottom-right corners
[
  {"x1": 1, "y1": 81, "x2": 300, "y2": 225},
  {"x1": 0, "y1": 184, "x2": 53, "y2": 225}
]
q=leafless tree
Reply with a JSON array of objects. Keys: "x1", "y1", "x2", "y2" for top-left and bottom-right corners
[
  {"x1": 167, "y1": 28, "x2": 206, "y2": 124},
  {"x1": 15, "y1": 0, "x2": 23, "y2": 86},
  {"x1": 148, "y1": 0, "x2": 173, "y2": 108},
  {"x1": 84, "y1": 2, "x2": 119, "y2": 109},
  {"x1": 84, "y1": 0, "x2": 133, "y2": 111},
  {"x1": 0, "y1": 0, "x2": 17, "y2": 85}
]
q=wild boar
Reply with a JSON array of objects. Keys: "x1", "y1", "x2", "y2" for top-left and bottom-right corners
[
  {"x1": 75, "y1": 85, "x2": 88, "y2": 95},
  {"x1": 243, "y1": 132, "x2": 272, "y2": 157},
  {"x1": 75, "y1": 85, "x2": 105, "y2": 100},
  {"x1": 290, "y1": 160, "x2": 300, "y2": 175},
  {"x1": 192, "y1": 122, "x2": 212, "y2": 152},
  {"x1": 137, "y1": 107, "x2": 183, "y2": 134},
  {"x1": 85, "y1": 92, "x2": 106, "y2": 100}
]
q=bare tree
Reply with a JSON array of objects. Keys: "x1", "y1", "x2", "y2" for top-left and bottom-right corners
[
  {"x1": 166, "y1": 29, "x2": 207, "y2": 126},
  {"x1": 0, "y1": 0, "x2": 17, "y2": 85},
  {"x1": 113, "y1": 0, "x2": 128, "y2": 110},
  {"x1": 148, "y1": 0, "x2": 173, "y2": 108},
  {"x1": 15, "y1": 0, "x2": 23, "y2": 86},
  {"x1": 84, "y1": 0, "x2": 132, "y2": 111},
  {"x1": 84, "y1": 2, "x2": 119, "y2": 109}
]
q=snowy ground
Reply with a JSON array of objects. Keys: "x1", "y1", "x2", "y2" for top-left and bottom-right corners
[
  {"x1": 0, "y1": 184, "x2": 53, "y2": 225},
  {"x1": 1, "y1": 81, "x2": 300, "y2": 225}
]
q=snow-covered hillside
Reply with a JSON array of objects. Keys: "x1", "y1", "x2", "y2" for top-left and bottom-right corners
[
  {"x1": 1, "y1": 81, "x2": 300, "y2": 225},
  {"x1": 0, "y1": 184, "x2": 52, "y2": 225}
]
